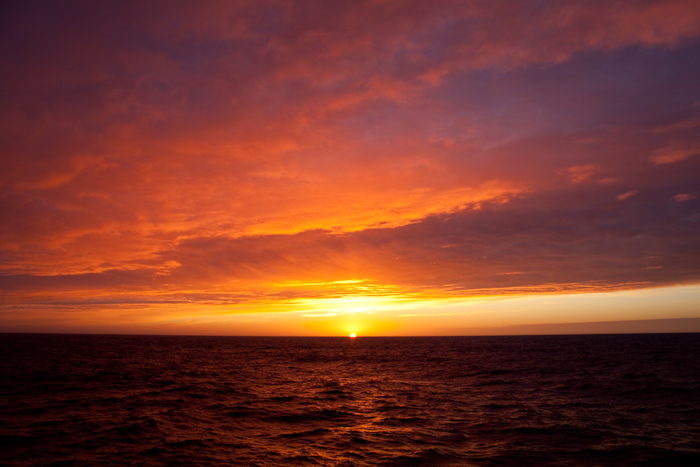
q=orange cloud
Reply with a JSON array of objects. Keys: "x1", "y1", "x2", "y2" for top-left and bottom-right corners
[
  {"x1": 651, "y1": 144, "x2": 700, "y2": 164},
  {"x1": 2, "y1": 1, "x2": 700, "y2": 333},
  {"x1": 567, "y1": 164, "x2": 599, "y2": 183},
  {"x1": 617, "y1": 190, "x2": 639, "y2": 201}
]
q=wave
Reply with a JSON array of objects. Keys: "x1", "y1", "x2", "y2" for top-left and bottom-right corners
[{"x1": 1, "y1": 333, "x2": 699, "y2": 466}]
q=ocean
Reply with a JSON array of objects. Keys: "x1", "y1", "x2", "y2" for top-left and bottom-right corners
[{"x1": 1, "y1": 334, "x2": 699, "y2": 466}]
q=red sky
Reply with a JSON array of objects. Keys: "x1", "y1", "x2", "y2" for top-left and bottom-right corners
[{"x1": 2, "y1": 0, "x2": 700, "y2": 335}]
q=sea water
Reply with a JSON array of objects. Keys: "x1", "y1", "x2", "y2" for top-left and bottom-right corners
[{"x1": 1, "y1": 334, "x2": 699, "y2": 466}]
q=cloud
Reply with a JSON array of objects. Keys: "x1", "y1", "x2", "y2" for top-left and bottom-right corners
[
  {"x1": 1, "y1": 1, "x2": 700, "y2": 325},
  {"x1": 4, "y1": 179, "x2": 698, "y2": 311},
  {"x1": 617, "y1": 190, "x2": 639, "y2": 201},
  {"x1": 674, "y1": 193, "x2": 697, "y2": 202},
  {"x1": 651, "y1": 143, "x2": 700, "y2": 164},
  {"x1": 568, "y1": 164, "x2": 600, "y2": 183}
]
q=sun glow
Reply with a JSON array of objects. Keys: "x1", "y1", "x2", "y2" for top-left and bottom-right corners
[{"x1": 349, "y1": 333, "x2": 357, "y2": 338}]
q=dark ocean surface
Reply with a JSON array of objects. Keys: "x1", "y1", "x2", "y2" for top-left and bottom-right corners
[{"x1": 1, "y1": 334, "x2": 700, "y2": 466}]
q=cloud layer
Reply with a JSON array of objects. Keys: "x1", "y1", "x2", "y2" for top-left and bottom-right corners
[{"x1": 1, "y1": 0, "x2": 700, "y2": 330}]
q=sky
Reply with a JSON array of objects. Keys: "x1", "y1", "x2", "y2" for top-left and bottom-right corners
[{"x1": 1, "y1": 0, "x2": 700, "y2": 336}]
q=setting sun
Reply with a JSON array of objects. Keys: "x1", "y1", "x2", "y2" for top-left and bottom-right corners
[{"x1": 349, "y1": 333, "x2": 357, "y2": 338}]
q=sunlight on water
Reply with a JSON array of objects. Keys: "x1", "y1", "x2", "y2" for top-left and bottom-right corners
[{"x1": 1, "y1": 334, "x2": 700, "y2": 466}]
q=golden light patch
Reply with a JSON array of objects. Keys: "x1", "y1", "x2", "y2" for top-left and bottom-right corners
[{"x1": 303, "y1": 317, "x2": 399, "y2": 336}]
